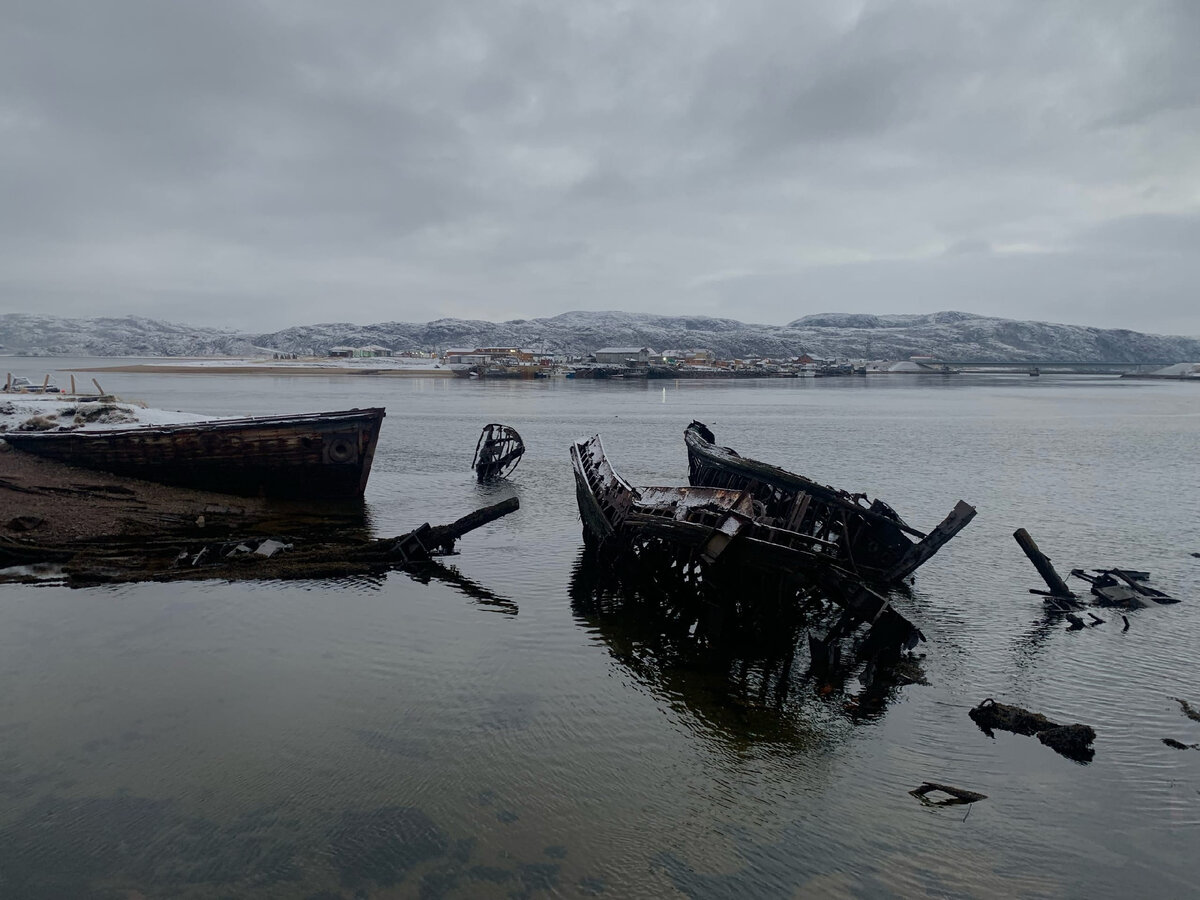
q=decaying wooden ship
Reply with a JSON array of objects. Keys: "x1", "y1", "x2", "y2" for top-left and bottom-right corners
[
  {"x1": 684, "y1": 421, "x2": 975, "y2": 586},
  {"x1": 570, "y1": 433, "x2": 925, "y2": 652},
  {"x1": 472, "y1": 423, "x2": 525, "y2": 480},
  {"x1": 2, "y1": 408, "x2": 385, "y2": 499}
]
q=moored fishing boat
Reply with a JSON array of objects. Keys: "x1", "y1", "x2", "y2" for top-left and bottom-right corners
[
  {"x1": 2, "y1": 407, "x2": 385, "y2": 499},
  {"x1": 684, "y1": 421, "x2": 975, "y2": 585}
]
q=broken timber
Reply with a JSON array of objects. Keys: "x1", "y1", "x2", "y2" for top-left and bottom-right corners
[
  {"x1": 570, "y1": 433, "x2": 924, "y2": 652},
  {"x1": 684, "y1": 422, "x2": 975, "y2": 586},
  {"x1": 1071, "y1": 568, "x2": 1179, "y2": 606},
  {"x1": 1013, "y1": 527, "x2": 1078, "y2": 600}
]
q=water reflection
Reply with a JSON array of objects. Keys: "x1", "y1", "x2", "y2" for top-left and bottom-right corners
[
  {"x1": 568, "y1": 548, "x2": 925, "y2": 749},
  {"x1": 405, "y1": 559, "x2": 519, "y2": 615}
]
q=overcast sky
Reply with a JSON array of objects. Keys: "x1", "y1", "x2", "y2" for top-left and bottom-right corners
[{"x1": 2, "y1": 0, "x2": 1197, "y2": 334}]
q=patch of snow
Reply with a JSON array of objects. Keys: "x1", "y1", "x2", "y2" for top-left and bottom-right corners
[{"x1": 0, "y1": 396, "x2": 217, "y2": 434}]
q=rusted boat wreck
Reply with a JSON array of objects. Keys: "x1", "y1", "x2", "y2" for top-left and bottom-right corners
[
  {"x1": 570, "y1": 433, "x2": 925, "y2": 652},
  {"x1": 2, "y1": 407, "x2": 384, "y2": 499},
  {"x1": 684, "y1": 421, "x2": 975, "y2": 586},
  {"x1": 472, "y1": 423, "x2": 525, "y2": 481}
]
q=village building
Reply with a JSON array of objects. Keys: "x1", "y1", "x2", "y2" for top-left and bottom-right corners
[
  {"x1": 443, "y1": 347, "x2": 536, "y2": 366},
  {"x1": 328, "y1": 345, "x2": 394, "y2": 359},
  {"x1": 593, "y1": 346, "x2": 660, "y2": 366}
]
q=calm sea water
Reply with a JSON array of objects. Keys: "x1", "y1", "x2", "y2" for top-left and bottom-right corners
[{"x1": 1, "y1": 363, "x2": 1198, "y2": 898}]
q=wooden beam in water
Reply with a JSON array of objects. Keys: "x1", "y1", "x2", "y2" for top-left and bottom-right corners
[{"x1": 1013, "y1": 527, "x2": 1077, "y2": 599}]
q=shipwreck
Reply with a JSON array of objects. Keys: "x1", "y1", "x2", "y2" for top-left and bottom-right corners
[
  {"x1": 472, "y1": 423, "x2": 525, "y2": 481},
  {"x1": 683, "y1": 421, "x2": 975, "y2": 586},
  {"x1": 1, "y1": 407, "x2": 385, "y2": 499},
  {"x1": 570, "y1": 432, "x2": 930, "y2": 655}
]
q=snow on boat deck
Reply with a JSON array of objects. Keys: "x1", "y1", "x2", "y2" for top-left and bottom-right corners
[{"x1": 0, "y1": 396, "x2": 216, "y2": 434}]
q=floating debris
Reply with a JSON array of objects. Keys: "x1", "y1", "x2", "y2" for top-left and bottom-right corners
[
  {"x1": 1172, "y1": 697, "x2": 1200, "y2": 722},
  {"x1": 1071, "y1": 569, "x2": 1179, "y2": 607},
  {"x1": 472, "y1": 424, "x2": 525, "y2": 481},
  {"x1": 1012, "y1": 528, "x2": 1180, "y2": 611},
  {"x1": 969, "y1": 698, "x2": 1095, "y2": 763},
  {"x1": 1162, "y1": 738, "x2": 1199, "y2": 751},
  {"x1": 909, "y1": 782, "x2": 987, "y2": 806}
]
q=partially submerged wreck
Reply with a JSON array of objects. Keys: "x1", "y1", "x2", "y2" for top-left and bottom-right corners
[
  {"x1": 570, "y1": 433, "x2": 925, "y2": 653},
  {"x1": 2, "y1": 407, "x2": 385, "y2": 499},
  {"x1": 472, "y1": 423, "x2": 525, "y2": 481},
  {"x1": 684, "y1": 421, "x2": 975, "y2": 586}
]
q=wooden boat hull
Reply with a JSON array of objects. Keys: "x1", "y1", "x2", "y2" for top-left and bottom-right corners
[
  {"x1": 684, "y1": 421, "x2": 975, "y2": 584},
  {"x1": 2, "y1": 408, "x2": 385, "y2": 499},
  {"x1": 570, "y1": 433, "x2": 923, "y2": 648}
]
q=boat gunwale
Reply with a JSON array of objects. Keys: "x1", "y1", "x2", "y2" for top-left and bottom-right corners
[
  {"x1": 0, "y1": 407, "x2": 386, "y2": 441},
  {"x1": 684, "y1": 421, "x2": 927, "y2": 539}
]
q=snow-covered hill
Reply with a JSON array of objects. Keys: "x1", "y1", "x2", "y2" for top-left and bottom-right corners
[
  {"x1": 2, "y1": 310, "x2": 1198, "y2": 363},
  {"x1": 0, "y1": 314, "x2": 262, "y2": 357}
]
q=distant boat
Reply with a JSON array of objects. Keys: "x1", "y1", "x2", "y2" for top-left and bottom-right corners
[
  {"x1": 3, "y1": 374, "x2": 62, "y2": 394},
  {"x1": 2, "y1": 407, "x2": 385, "y2": 499}
]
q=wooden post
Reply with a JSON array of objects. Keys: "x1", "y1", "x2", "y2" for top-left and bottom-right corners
[
  {"x1": 42, "y1": 374, "x2": 50, "y2": 391},
  {"x1": 4, "y1": 373, "x2": 10, "y2": 391},
  {"x1": 92, "y1": 378, "x2": 104, "y2": 395},
  {"x1": 70, "y1": 374, "x2": 77, "y2": 394},
  {"x1": 1013, "y1": 528, "x2": 1077, "y2": 598}
]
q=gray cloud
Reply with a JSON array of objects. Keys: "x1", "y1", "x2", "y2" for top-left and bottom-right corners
[{"x1": 0, "y1": 0, "x2": 1197, "y2": 333}]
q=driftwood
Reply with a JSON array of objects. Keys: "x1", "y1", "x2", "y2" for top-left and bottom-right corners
[
  {"x1": 969, "y1": 698, "x2": 1095, "y2": 763},
  {"x1": 909, "y1": 782, "x2": 987, "y2": 806}
]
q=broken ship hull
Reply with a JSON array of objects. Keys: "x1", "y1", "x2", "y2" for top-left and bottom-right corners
[
  {"x1": 2, "y1": 407, "x2": 385, "y2": 499},
  {"x1": 570, "y1": 433, "x2": 923, "y2": 649},
  {"x1": 684, "y1": 421, "x2": 975, "y2": 585}
]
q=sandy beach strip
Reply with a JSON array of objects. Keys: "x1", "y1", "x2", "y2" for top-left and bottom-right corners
[
  {"x1": 68, "y1": 363, "x2": 458, "y2": 376},
  {"x1": 0, "y1": 444, "x2": 277, "y2": 547}
]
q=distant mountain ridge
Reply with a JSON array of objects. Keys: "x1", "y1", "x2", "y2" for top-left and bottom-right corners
[{"x1": 1, "y1": 310, "x2": 1198, "y2": 363}]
